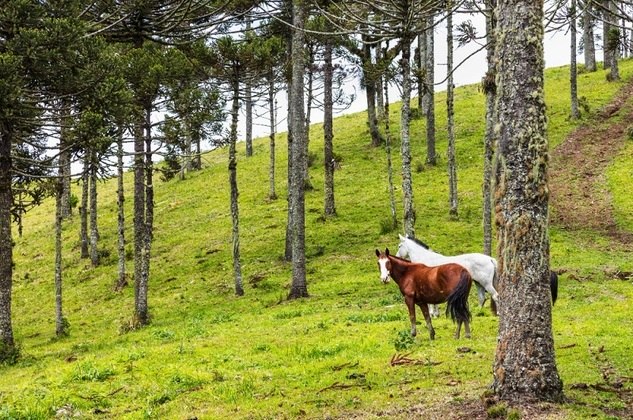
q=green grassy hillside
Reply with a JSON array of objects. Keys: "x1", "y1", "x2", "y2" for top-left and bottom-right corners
[{"x1": 2, "y1": 61, "x2": 633, "y2": 419}]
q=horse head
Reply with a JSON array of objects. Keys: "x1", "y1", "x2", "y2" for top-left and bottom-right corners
[
  {"x1": 375, "y1": 248, "x2": 391, "y2": 283},
  {"x1": 395, "y1": 234, "x2": 410, "y2": 259}
]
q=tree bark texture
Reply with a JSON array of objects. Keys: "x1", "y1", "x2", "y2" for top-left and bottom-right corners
[
  {"x1": 425, "y1": 15, "x2": 437, "y2": 166},
  {"x1": 268, "y1": 72, "x2": 278, "y2": 201},
  {"x1": 80, "y1": 159, "x2": 89, "y2": 259},
  {"x1": 602, "y1": 0, "x2": 613, "y2": 69},
  {"x1": 446, "y1": 5, "x2": 458, "y2": 218},
  {"x1": 0, "y1": 127, "x2": 16, "y2": 359},
  {"x1": 606, "y1": 0, "x2": 620, "y2": 80},
  {"x1": 89, "y1": 155, "x2": 99, "y2": 267},
  {"x1": 133, "y1": 120, "x2": 149, "y2": 326},
  {"x1": 245, "y1": 81, "x2": 253, "y2": 157},
  {"x1": 59, "y1": 99, "x2": 72, "y2": 219},
  {"x1": 285, "y1": 88, "x2": 294, "y2": 262},
  {"x1": 384, "y1": 80, "x2": 398, "y2": 230},
  {"x1": 364, "y1": 42, "x2": 384, "y2": 147},
  {"x1": 492, "y1": 0, "x2": 563, "y2": 403},
  {"x1": 116, "y1": 131, "x2": 127, "y2": 291},
  {"x1": 288, "y1": 0, "x2": 308, "y2": 299},
  {"x1": 400, "y1": 38, "x2": 416, "y2": 237},
  {"x1": 229, "y1": 81, "x2": 244, "y2": 296},
  {"x1": 570, "y1": 0, "x2": 580, "y2": 119},
  {"x1": 483, "y1": 0, "x2": 497, "y2": 257},
  {"x1": 55, "y1": 179, "x2": 67, "y2": 337},
  {"x1": 324, "y1": 42, "x2": 336, "y2": 217},
  {"x1": 582, "y1": 1, "x2": 597, "y2": 72}
]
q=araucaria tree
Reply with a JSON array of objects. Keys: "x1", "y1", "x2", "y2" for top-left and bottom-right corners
[{"x1": 492, "y1": 0, "x2": 563, "y2": 403}]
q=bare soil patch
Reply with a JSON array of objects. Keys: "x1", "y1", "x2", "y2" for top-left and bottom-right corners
[{"x1": 549, "y1": 80, "x2": 633, "y2": 245}]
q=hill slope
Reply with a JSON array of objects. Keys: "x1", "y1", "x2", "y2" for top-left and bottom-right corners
[{"x1": 2, "y1": 61, "x2": 633, "y2": 418}]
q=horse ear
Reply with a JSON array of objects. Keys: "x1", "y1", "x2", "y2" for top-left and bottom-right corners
[
  {"x1": 385, "y1": 248, "x2": 390, "y2": 256},
  {"x1": 398, "y1": 234, "x2": 405, "y2": 240},
  {"x1": 375, "y1": 249, "x2": 380, "y2": 257}
]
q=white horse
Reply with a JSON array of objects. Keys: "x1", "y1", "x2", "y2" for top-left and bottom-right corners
[{"x1": 396, "y1": 234, "x2": 499, "y2": 317}]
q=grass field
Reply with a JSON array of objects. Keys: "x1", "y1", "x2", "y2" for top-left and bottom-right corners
[{"x1": 2, "y1": 60, "x2": 633, "y2": 419}]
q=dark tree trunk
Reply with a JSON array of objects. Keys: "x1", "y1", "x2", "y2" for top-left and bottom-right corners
[
  {"x1": 364, "y1": 43, "x2": 384, "y2": 147},
  {"x1": 571, "y1": 0, "x2": 580, "y2": 119},
  {"x1": 285, "y1": 88, "x2": 294, "y2": 262},
  {"x1": 115, "y1": 129, "x2": 127, "y2": 291},
  {"x1": 324, "y1": 41, "x2": 336, "y2": 217},
  {"x1": 606, "y1": 0, "x2": 620, "y2": 81},
  {"x1": 229, "y1": 80, "x2": 244, "y2": 296},
  {"x1": 603, "y1": 0, "x2": 613, "y2": 69},
  {"x1": 446, "y1": 4, "x2": 458, "y2": 218},
  {"x1": 303, "y1": 48, "x2": 314, "y2": 190},
  {"x1": 492, "y1": 0, "x2": 563, "y2": 403},
  {"x1": 245, "y1": 83, "x2": 253, "y2": 158},
  {"x1": 89, "y1": 153, "x2": 99, "y2": 267},
  {"x1": 288, "y1": 0, "x2": 308, "y2": 299},
  {"x1": 375, "y1": 42, "x2": 385, "y2": 121},
  {"x1": 425, "y1": 15, "x2": 437, "y2": 166},
  {"x1": 268, "y1": 71, "x2": 278, "y2": 201},
  {"x1": 384, "y1": 75, "x2": 398, "y2": 230},
  {"x1": 582, "y1": 1, "x2": 597, "y2": 71},
  {"x1": 80, "y1": 159, "x2": 89, "y2": 259},
  {"x1": 400, "y1": 38, "x2": 416, "y2": 237},
  {"x1": 0, "y1": 127, "x2": 16, "y2": 360},
  {"x1": 483, "y1": 0, "x2": 497, "y2": 256},
  {"x1": 55, "y1": 179, "x2": 68, "y2": 337}
]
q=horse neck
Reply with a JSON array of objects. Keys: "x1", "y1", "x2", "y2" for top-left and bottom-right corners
[{"x1": 388, "y1": 256, "x2": 412, "y2": 283}]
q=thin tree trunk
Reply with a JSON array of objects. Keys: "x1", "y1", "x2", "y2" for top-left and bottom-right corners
[
  {"x1": 0, "y1": 126, "x2": 16, "y2": 360},
  {"x1": 304, "y1": 48, "x2": 314, "y2": 190},
  {"x1": 417, "y1": 34, "x2": 425, "y2": 111},
  {"x1": 603, "y1": 0, "x2": 613, "y2": 69},
  {"x1": 80, "y1": 158, "x2": 89, "y2": 259},
  {"x1": 55, "y1": 179, "x2": 67, "y2": 337},
  {"x1": 607, "y1": 0, "x2": 620, "y2": 81},
  {"x1": 229, "y1": 80, "x2": 244, "y2": 296},
  {"x1": 571, "y1": 0, "x2": 581, "y2": 119},
  {"x1": 268, "y1": 72, "x2": 278, "y2": 201},
  {"x1": 288, "y1": 0, "x2": 308, "y2": 299},
  {"x1": 384, "y1": 72, "x2": 398, "y2": 230},
  {"x1": 115, "y1": 129, "x2": 127, "y2": 291},
  {"x1": 400, "y1": 38, "x2": 416, "y2": 237},
  {"x1": 375, "y1": 41, "x2": 385, "y2": 121},
  {"x1": 365, "y1": 42, "x2": 384, "y2": 147},
  {"x1": 324, "y1": 41, "x2": 336, "y2": 217},
  {"x1": 583, "y1": 1, "x2": 597, "y2": 71},
  {"x1": 89, "y1": 154, "x2": 99, "y2": 267},
  {"x1": 193, "y1": 134, "x2": 201, "y2": 170},
  {"x1": 447, "y1": 4, "x2": 458, "y2": 218},
  {"x1": 425, "y1": 15, "x2": 437, "y2": 166},
  {"x1": 285, "y1": 88, "x2": 294, "y2": 262},
  {"x1": 492, "y1": 0, "x2": 563, "y2": 403},
  {"x1": 59, "y1": 99, "x2": 72, "y2": 219}
]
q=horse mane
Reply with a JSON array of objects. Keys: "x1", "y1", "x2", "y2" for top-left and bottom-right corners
[{"x1": 408, "y1": 236, "x2": 430, "y2": 250}]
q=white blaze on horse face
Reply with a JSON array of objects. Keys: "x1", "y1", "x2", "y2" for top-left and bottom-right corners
[{"x1": 377, "y1": 257, "x2": 390, "y2": 283}]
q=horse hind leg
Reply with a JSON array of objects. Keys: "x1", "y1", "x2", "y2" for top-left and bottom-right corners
[
  {"x1": 476, "y1": 283, "x2": 487, "y2": 307},
  {"x1": 405, "y1": 296, "x2": 417, "y2": 337},
  {"x1": 429, "y1": 304, "x2": 440, "y2": 318},
  {"x1": 419, "y1": 303, "x2": 435, "y2": 340},
  {"x1": 455, "y1": 319, "x2": 471, "y2": 339}
]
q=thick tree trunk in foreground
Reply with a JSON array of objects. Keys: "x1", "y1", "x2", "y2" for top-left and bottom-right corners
[
  {"x1": 288, "y1": 0, "x2": 308, "y2": 299},
  {"x1": 0, "y1": 128, "x2": 16, "y2": 360},
  {"x1": 492, "y1": 0, "x2": 563, "y2": 403},
  {"x1": 483, "y1": 0, "x2": 496, "y2": 258}
]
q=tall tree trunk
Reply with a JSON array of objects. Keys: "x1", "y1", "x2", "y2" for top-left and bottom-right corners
[
  {"x1": 571, "y1": 0, "x2": 581, "y2": 119},
  {"x1": 606, "y1": 0, "x2": 620, "y2": 81},
  {"x1": 384, "y1": 74, "x2": 398, "y2": 230},
  {"x1": 288, "y1": 0, "x2": 308, "y2": 299},
  {"x1": 133, "y1": 118, "x2": 149, "y2": 326},
  {"x1": 179, "y1": 124, "x2": 192, "y2": 181},
  {"x1": 116, "y1": 129, "x2": 127, "y2": 291},
  {"x1": 492, "y1": 0, "x2": 563, "y2": 403},
  {"x1": 376, "y1": 42, "x2": 385, "y2": 121},
  {"x1": 59, "y1": 99, "x2": 72, "y2": 219},
  {"x1": 89, "y1": 154, "x2": 99, "y2": 267},
  {"x1": 304, "y1": 48, "x2": 314, "y2": 190},
  {"x1": 483, "y1": 0, "x2": 497, "y2": 258},
  {"x1": 417, "y1": 33, "x2": 425, "y2": 111},
  {"x1": 193, "y1": 134, "x2": 202, "y2": 170},
  {"x1": 582, "y1": 1, "x2": 597, "y2": 71},
  {"x1": 400, "y1": 38, "x2": 416, "y2": 237},
  {"x1": 268, "y1": 72, "x2": 278, "y2": 201},
  {"x1": 285, "y1": 89, "x2": 294, "y2": 262},
  {"x1": 80, "y1": 158, "x2": 89, "y2": 259},
  {"x1": 0, "y1": 127, "x2": 16, "y2": 361},
  {"x1": 324, "y1": 41, "x2": 336, "y2": 217},
  {"x1": 55, "y1": 179, "x2": 68, "y2": 337},
  {"x1": 144, "y1": 106, "x2": 154, "y2": 243},
  {"x1": 245, "y1": 22, "x2": 253, "y2": 158},
  {"x1": 425, "y1": 15, "x2": 437, "y2": 166},
  {"x1": 446, "y1": 4, "x2": 458, "y2": 218},
  {"x1": 229, "y1": 80, "x2": 244, "y2": 296},
  {"x1": 603, "y1": 0, "x2": 613, "y2": 69}
]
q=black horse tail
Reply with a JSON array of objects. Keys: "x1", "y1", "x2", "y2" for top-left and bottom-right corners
[
  {"x1": 446, "y1": 270, "x2": 472, "y2": 324},
  {"x1": 550, "y1": 271, "x2": 559, "y2": 306}
]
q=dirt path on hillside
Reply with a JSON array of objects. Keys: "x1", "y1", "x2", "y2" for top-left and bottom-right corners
[{"x1": 549, "y1": 79, "x2": 633, "y2": 246}]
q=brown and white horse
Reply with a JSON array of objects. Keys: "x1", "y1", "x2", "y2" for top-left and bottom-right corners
[{"x1": 375, "y1": 248, "x2": 472, "y2": 340}]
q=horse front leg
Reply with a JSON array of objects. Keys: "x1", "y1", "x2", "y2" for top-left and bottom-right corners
[
  {"x1": 405, "y1": 296, "x2": 417, "y2": 337},
  {"x1": 419, "y1": 303, "x2": 435, "y2": 340}
]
